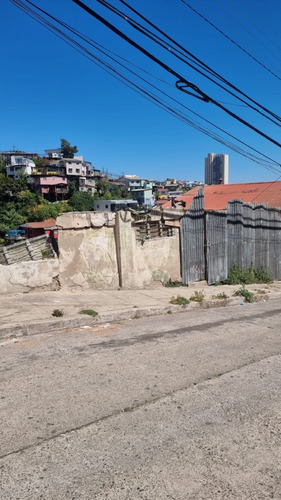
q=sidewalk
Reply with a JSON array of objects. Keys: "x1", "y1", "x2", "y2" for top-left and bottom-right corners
[{"x1": 1, "y1": 281, "x2": 281, "y2": 340}]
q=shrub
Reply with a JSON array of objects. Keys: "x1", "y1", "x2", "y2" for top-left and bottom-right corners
[
  {"x1": 226, "y1": 264, "x2": 271, "y2": 285},
  {"x1": 189, "y1": 290, "x2": 205, "y2": 303},
  {"x1": 233, "y1": 286, "x2": 254, "y2": 303},
  {"x1": 254, "y1": 266, "x2": 271, "y2": 283},
  {"x1": 170, "y1": 295, "x2": 190, "y2": 306},
  {"x1": 52, "y1": 309, "x2": 64, "y2": 317}
]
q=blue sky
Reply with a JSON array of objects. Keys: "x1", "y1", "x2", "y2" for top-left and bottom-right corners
[{"x1": 2, "y1": 0, "x2": 281, "y2": 183}]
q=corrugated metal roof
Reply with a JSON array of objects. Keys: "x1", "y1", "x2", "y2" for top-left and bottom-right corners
[{"x1": 175, "y1": 182, "x2": 281, "y2": 211}]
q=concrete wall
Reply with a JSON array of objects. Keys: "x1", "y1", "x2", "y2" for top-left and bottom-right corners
[
  {"x1": 57, "y1": 211, "x2": 181, "y2": 289},
  {"x1": 0, "y1": 259, "x2": 60, "y2": 294},
  {"x1": 57, "y1": 212, "x2": 119, "y2": 289},
  {"x1": 132, "y1": 229, "x2": 181, "y2": 287}
]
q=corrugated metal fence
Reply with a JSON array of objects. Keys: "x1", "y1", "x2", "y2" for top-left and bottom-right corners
[
  {"x1": 180, "y1": 189, "x2": 205, "y2": 283},
  {"x1": 180, "y1": 190, "x2": 281, "y2": 284}
]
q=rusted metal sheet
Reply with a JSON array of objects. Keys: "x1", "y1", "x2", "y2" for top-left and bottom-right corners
[
  {"x1": 206, "y1": 211, "x2": 227, "y2": 285},
  {"x1": 180, "y1": 189, "x2": 205, "y2": 284}
]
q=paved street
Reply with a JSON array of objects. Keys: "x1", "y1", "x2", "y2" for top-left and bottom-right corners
[{"x1": 1, "y1": 300, "x2": 281, "y2": 499}]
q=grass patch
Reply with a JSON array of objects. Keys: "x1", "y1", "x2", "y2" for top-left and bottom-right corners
[
  {"x1": 233, "y1": 286, "x2": 254, "y2": 303},
  {"x1": 164, "y1": 279, "x2": 188, "y2": 288},
  {"x1": 52, "y1": 309, "x2": 64, "y2": 317},
  {"x1": 124, "y1": 407, "x2": 133, "y2": 412},
  {"x1": 226, "y1": 264, "x2": 271, "y2": 285},
  {"x1": 167, "y1": 309, "x2": 172, "y2": 314},
  {"x1": 170, "y1": 295, "x2": 190, "y2": 306},
  {"x1": 189, "y1": 290, "x2": 205, "y2": 303},
  {"x1": 79, "y1": 309, "x2": 98, "y2": 317},
  {"x1": 212, "y1": 292, "x2": 228, "y2": 300}
]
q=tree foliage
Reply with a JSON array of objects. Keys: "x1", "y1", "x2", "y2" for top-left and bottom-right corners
[
  {"x1": 69, "y1": 191, "x2": 95, "y2": 211},
  {"x1": 61, "y1": 138, "x2": 78, "y2": 158}
]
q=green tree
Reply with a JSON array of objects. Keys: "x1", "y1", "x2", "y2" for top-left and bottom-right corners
[
  {"x1": 61, "y1": 138, "x2": 78, "y2": 158},
  {"x1": 95, "y1": 180, "x2": 111, "y2": 199},
  {"x1": 0, "y1": 206, "x2": 26, "y2": 238},
  {"x1": 33, "y1": 157, "x2": 46, "y2": 168},
  {"x1": 68, "y1": 180, "x2": 77, "y2": 198},
  {"x1": 110, "y1": 184, "x2": 131, "y2": 200},
  {"x1": 69, "y1": 191, "x2": 95, "y2": 211},
  {"x1": 0, "y1": 157, "x2": 6, "y2": 174}
]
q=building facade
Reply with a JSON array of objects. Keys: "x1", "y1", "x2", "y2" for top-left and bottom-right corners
[{"x1": 205, "y1": 153, "x2": 229, "y2": 185}]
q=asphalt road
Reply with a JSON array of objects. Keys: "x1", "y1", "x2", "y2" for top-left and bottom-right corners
[{"x1": 1, "y1": 300, "x2": 281, "y2": 499}]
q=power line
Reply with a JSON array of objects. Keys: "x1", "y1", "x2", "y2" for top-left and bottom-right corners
[
  {"x1": 10, "y1": 0, "x2": 281, "y2": 175},
  {"x1": 72, "y1": 0, "x2": 281, "y2": 149},
  {"x1": 179, "y1": 0, "x2": 281, "y2": 82},
  {"x1": 99, "y1": 0, "x2": 281, "y2": 126}
]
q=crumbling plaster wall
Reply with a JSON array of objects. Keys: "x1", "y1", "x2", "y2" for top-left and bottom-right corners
[
  {"x1": 57, "y1": 211, "x2": 119, "y2": 289},
  {"x1": 132, "y1": 227, "x2": 181, "y2": 287},
  {"x1": 0, "y1": 259, "x2": 60, "y2": 294},
  {"x1": 56, "y1": 211, "x2": 181, "y2": 290}
]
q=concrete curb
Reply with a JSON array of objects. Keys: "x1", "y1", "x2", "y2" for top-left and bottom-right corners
[{"x1": 0, "y1": 294, "x2": 267, "y2": 340}]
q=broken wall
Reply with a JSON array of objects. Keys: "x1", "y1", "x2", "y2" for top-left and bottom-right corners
[
  {"x1": 57, "y1": 211, "x2": 181, "y2": 289},
  {"x1": 0, "y1": 259, "x2": 60, "y2": 294}
]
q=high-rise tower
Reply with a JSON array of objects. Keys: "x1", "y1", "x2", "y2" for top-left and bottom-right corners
[{"x1": 205, "y1": 153, "x2": 229, "y2": 185}]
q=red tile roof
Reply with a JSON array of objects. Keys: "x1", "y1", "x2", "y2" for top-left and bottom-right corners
[
  {"x1": 21, "y1": 218, "x2": 57, "y2": 229},
  {"x1": 175, "y1": 182, "x2": 281, "y2": 211}
]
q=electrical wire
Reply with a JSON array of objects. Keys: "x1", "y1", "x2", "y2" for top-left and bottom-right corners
[
  {"x1": 72, "y1": 0, "x2": 281, "y2": 148},
  {"x1": 179, "y1": 0, "x2": 281, "y2": 82},
  {"x1": 9, "y1": 0, "x2": 281, "y2": 175},
  {"x1": 115, "y1": 0, "x2": 281, "y2": 123}
]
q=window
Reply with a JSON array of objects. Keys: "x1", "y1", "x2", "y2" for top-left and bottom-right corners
[
  {"x1": 76, "y1": 168, "x2": 80, "y2": 173},
  {"x1": 105, "y1": 204, "x2": 108, "y2": 208},
  {"x1": 97, "y1": 204, "x2": 100, "y2": 209},
  {"x1": 69, "y1": 168, "x2": 73, "y2": 173}
]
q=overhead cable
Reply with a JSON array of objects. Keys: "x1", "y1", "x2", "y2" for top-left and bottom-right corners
[
  {"x1": 179, "y1": 0, "x2": 281, "y2": 82},
  {"x1": 72, "y1": 0, "x2": 281, "y2": 149}
]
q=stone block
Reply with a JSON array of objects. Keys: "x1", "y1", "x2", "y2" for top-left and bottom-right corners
[
  {"x1": 90, "y1": 212, "x2": 107, "y2": 228},
  {"x1": 56, "y1": 212, "x2": 91, "y2": 229}
]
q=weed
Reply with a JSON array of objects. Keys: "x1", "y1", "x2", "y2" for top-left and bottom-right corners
[
  {"x1": 226, "y1": 264, "x2": 271, "y2": 285},
  {"x1": 52, "y1": 309, "x2": 64, "y2": 317},
  {"x1": 170, "y1": 295, "x2": 190, "y2": 306},
  {"x1": 256, "y1": 289, "x2": 266, "y2": 295},
  {"x1": 254, "y1": 266, "x2": 272, "y2": 283},
  {"x1": 124, "y1": 407, "x2": 133, "y2": 412},
  {"x1": 167, "y1": 309, "x2": 172, "y2": 314},
  {"x1": 41, "y1": 249, "x2": 52, "y2": 259},
  {"x1": 134, "y1": 313, "x2": 142, "y2": 319},
  {"x1": 164, "y1": 279, "x2": 188, "y2": 288},
  {"x1": 212, "y1": 292, "x2": 228, "y2": 300},
  {"x1": 79, "y1": 309, "x2": 98, "y2": 317},
  {"x1": 189, "y1": 290, "x2": 205, "y2": 303},
  {"x1": 233, "y1": 286, "x2": 254, "y2": 303}
]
